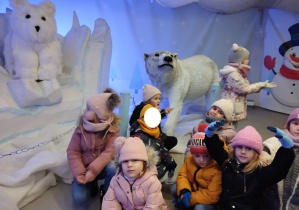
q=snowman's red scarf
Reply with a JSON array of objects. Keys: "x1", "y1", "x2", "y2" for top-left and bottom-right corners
[{"x1": 280, "y1": 65, "x2": 299, "y2": 80}]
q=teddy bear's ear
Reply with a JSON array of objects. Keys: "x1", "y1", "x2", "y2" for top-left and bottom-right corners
[
  {"x1": 39, "y1": 0, "x2": 56, "y2": 17},
  {"x1": 9, "y1": 0, "x2": 29, "y2": 9}
]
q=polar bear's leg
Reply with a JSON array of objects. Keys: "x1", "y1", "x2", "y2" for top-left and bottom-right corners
[
  {"x1": 205, "y1": 84, "x2": 222, "y2": 110},
  {"x1": 38, "y1": 41, "x2": 62, "y2": 80},
  {"x1": 181, "y1": 101, "x2": 190, "y2": 115},
  {"x1": 163, "y1": 102, "x2": 183, "y2": 136}
]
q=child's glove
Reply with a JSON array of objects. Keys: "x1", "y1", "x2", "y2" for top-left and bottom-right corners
[
  {"x1": 267, "y1": 126, "x2": 294, "y2": 148},
  {"x1": 172, "y1": 198, "x2": 184, "y2": 209},
  {"x1": 180, "y1": 191, "x2": 191, "y2": 208},
  {"x1": 205, "y1": 120, "x2": 225, "y2": 137}
]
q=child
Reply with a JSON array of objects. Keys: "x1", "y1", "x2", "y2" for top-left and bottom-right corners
[
  {"x1": 67, "y1": 88, "x2": 121, "y2": 206},
  {"x1": 129, "y1": 84, "x2": 177, "y2": 151},
  {"x1": 130, "y1": 104, "x2": 177, "y2": 181},
  {"x1": 185, "y1": 98, "x2": 236, "y2": 159},
  {"x1": 204, "y1": 121, "x2": 295, "y2": 210},
  {"x1": 263, "y1": 107, "x2": 299, "y2": 210},
  {"x1": 102, "y1": 136, "x2": 169, "y2": 209},
  {"x1": 219, "y1": 43, "x2": 276, "y2": 123},
  {"x1": 172, "y1": 131, "x2": 222, "y2": 210}
]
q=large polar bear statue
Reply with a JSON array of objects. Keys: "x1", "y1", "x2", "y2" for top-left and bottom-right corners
[
  {"x1": 4, "y1": 0, "x2": 62, "y2": 80},
  {"x1": 144, "y1": 51, "x2": 219, "y2": 136}
]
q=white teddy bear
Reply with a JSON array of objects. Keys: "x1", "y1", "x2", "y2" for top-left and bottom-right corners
[{"x1": 3, "y1": 0, "x2": 62, "y2": 80}]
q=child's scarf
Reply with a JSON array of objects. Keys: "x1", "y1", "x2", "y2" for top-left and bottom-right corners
[
  {"x1": 137, "y1": 119, "x2": 160, "y2": 138},
  {"x1": 229, "y1": 62, "x2": 251, "y2": 78}
]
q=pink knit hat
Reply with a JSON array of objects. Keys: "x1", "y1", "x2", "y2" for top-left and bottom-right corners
[
  {"x1": 114, "y1": 137, "x2": 148, "y2": 163},
  {"x1": 190, "y1": 132, "x2": 209, "y2": 155},
  {"x1": 287, "y1": 108, "x2": 299, "y2": 124},
  {"x1": 142, "y1": 84, "x2": 161, "y2": 102},
  {"x1": 232, "y1": 126, "x2": 262, "y2": 154},
  {"x1": 86, "y1": 88, "x2": 121, "y2": 122},
  {"x1": 83, "y1": 88, "x2": 121, "y2": 132}
]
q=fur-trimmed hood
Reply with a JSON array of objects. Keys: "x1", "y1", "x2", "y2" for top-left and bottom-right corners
[{"x1": 219, "y1": 64, "x2": 237, "y2": 77}]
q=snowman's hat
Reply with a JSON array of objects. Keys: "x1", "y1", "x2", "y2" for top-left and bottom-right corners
[{"x1": 279, "y1": 23, "x2": 299, "y2": 56}]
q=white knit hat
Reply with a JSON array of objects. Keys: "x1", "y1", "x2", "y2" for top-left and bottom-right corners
[
  {"x1": 211, "y1": 99, "x2": 233, "y2": 121},
  {"x1": 228, "y1": 43, "x2": 250, "y2": 64},
  {"x1": 142, "y1": 84, "x2": 161, "y2": 102}
]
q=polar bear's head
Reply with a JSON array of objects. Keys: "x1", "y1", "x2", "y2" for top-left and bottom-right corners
[
  {"x1": 9, "y1": 0, "x2": 57, "y2": 43},
  {"x1": 144, "y1": 51, "x2": 178, "y2": 85}
]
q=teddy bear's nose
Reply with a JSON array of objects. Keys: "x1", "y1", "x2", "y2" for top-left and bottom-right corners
[{"x1": 35, "y1": 26, "x2": 40, "y2": 32}]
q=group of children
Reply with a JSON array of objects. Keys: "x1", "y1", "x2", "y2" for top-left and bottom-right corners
[{"x1": 66, "y1": 43, "x2": 298, "y2": 209}]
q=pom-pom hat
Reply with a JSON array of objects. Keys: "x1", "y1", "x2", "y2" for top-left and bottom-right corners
[
  {"x1": 83, "y1": 88, "x2": 121, "y2": 132},
  {"x1": 143, "y1": 84, "x2": 161, "y2": 102},
  {"x1": 211, "y1": 99, "x2": 234, "y2": 121},
  {"x1": 232, "y1": 126, "x2": 262, "y2": 155},
  {"x1": 287, "y1": 108, "x2": 299, "y2": 124},
  {"x1": 228, "y1": 43, "x2": 250, "y2": 65},
  {"x1": 114, "y1": 137, "x2": 148, "y2": 163},
  {"x1": 190, "y1": 132, "x2": 209, "y2": 155}
]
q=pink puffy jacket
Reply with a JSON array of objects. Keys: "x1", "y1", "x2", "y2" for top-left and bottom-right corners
[{"x1": 102, "y1": 166, "x2": 169, "y2": 209}]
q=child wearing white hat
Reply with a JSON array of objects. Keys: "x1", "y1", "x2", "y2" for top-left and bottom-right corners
[
  {"x1": 102, "y1": 136, "x2": 168, "y2": 209},
  {"x1": 185, "y1": 99, "x2": 236, "y2": 159},
  {"x1": 219, "y1": 43, "x2": 276, "y2": 124}
]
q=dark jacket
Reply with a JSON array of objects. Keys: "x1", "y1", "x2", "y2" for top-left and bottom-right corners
[
  {"x1": 130, "y1": 121, "x2": 176, "y2": 179},
  {"x1": 129, "y1": 102, "x2": 166, "y2": 131},
  {"x1": 204, "y1": 134, "x2": 295, "y2": 210}
]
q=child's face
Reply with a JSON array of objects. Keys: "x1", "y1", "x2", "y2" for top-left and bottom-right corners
[
  {"x1": 147, "y1": 94, "x2": 161, "y2": 108},
  {"x1": 242, "y1": 57, "x2": 249, "y2": 65},
  {"x1": 122, "y1": 160, "x2": 144, "y2": 179},
  {"x1": 234, "y1": 145, "x2": 255, "y2": 164},
  {"x1": 289, "y1": 119, "x2": 299, "y2": 137},
  {"x1": 208, "y1": 106, "x2": 225, "y2": 119},
  {"x1": 83, "y1": 106, "x2": 96, "y2": 122},
  {"x1": 193, "y1": 154, "x2": 212, "y2": 168}
]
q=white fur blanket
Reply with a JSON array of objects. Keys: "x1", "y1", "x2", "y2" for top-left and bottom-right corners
[{"x1": 0, "y1": 123, "x2": 75, "y2": 209}]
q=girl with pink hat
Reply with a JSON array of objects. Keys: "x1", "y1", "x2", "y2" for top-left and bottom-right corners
[
  {"x1": 263, "y1": 107, "x2": 299, "y2": 210},
  {"x1": 67, "y1": 88, "x2": 121, "y2": 206},
  {"x1": 203, "y1": 121, "x2": 295, "y2": 210},
  {"x1": 102, "y1": 136, "x2": 168, "y2": 209}
]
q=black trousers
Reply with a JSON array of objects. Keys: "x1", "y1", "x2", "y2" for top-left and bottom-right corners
[{"x1": 164, "y1": 135, "x2": 177, "y2": 151}]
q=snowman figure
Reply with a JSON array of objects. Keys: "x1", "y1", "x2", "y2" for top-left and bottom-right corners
[{"x1": 271, "y1": 23, "x2": 299, "y2": 107}]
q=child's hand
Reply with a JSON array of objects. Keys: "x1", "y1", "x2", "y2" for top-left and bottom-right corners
[
  {"x1": 165, "y1": 108, "x2": 174, "y2": 114},
  {"x1": 76, "y1": 175, "x2": 85, "y2": 184},
  {"x1": 180, "y1": 191, "x2": 191, "y2": 208},
  {"x1": 267, "y1": 126, "x2": 294, "y2": 148},
  {"x1": 84, "y1": 170, "x2": 96, "y2": 183},
  {"x1": 265, "y1": 81, "x2": 276, "y2": 88},
  {"x1": 172, "y1": 198, "x2": 184, "y2": 209},
  {"x1": 205, "y1": 121, "x2": 225, "y2": 137}
]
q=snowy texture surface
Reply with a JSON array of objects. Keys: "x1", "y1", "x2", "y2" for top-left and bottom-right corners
[{"x1": 0, "y1": 7, "x2": 112, "y2": 208}]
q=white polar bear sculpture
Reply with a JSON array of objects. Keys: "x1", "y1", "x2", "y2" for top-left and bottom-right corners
[
  {"x1": 144, "y1": 51, "x2": 219, "y2": 136},
  {"x1": 4, "y1": 0, "x2": 62, "y2": 80}
]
